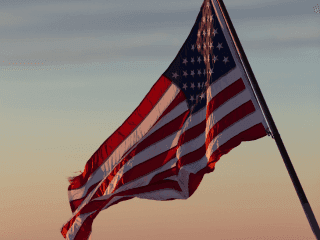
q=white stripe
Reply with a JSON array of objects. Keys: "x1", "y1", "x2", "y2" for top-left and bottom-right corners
[
  {"x1": 210, "y1": 0, "x2": 269, "y2": 131},
  {"x1": 65, "y1": 90, "x2": 263, "y2": 240},
  {"x1": 206, "y1": 89, "x2": 252, "y2": 136},
  {"x1": 180, "y1": 105, "x2": 206, "y2": 132},
  {"x1": 64, "y1": 133, "x2": 181, "y2": 239},
  {"x1": 94, "y1": 156, "x2": 179, "y2": 203},
  {"x1": 135, "y1": 100, "x2": 188, "y2": 145},
  {"x1": 177, "y1": 89, "x2": 251, "y2": 159},
  {"x1": 68, "y1": 83, "x2": 180, "y2": 202},
  {"x1": 177, "y1": 131, "x2": 205, "y2": 159},
  {"x1": 206, "y1": 110, "x2": 264, "y2": 159},
  {"x1": 94, "y1": 129, "x2": 182, "y2": 198},
  {"x1": 71, "y1": 127, "x2": 183, "y2": 217},
  {"x1": 181, "y1": 155, "x2": 208, "y2": 174},
  {"x1": 133, "y1": 159, "x2": 196, "y2": 200},
  {"x1": 206, "y1": 66, "x2": 242, "y2": 102},
  {"x1": 65, "y1": 211, "x2": 96, "y2": 240},
  {"x1": 78, "y1": 103, "x2": 189, "y2": 205}
]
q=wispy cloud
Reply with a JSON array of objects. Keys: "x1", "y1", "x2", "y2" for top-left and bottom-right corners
[{"x1": 1, "y1": 0, "x2": 318, "y2": 66}]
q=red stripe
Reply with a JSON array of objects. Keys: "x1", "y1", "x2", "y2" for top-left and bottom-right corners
[
  {"x1": 114, "y1": 147, "x2": 178, "y2": 192},
  {"x1": 82, "y1": 180, "x2": 182, "y2": 217},
  {"x1": 73, "y1": 205, "x2": 102, "y2": 240},
  {"x1": 205, "y1": 100, "x2": 256, "y2": 149},
  {"x1": 70, "y1": 182, "x2": 100, "y2": 213},
  {"x1": 176, "y1": 100, "x2": 256, "y2": 169},
  {"x1": 119, "y1": 90, "x2": 186, "y2": 161},
  {"x1": 170, "y1": 78, "x2": 246, "y2": 167},
  {"x1": 133, "y1": 109, "x2": 189, "y2": 158},
  {"x1": 70, "y1": 180, "x2": 183, "y2": 239},
  {"x1": 68, "y1": 75, "x2": 172, "y2": 191},
  {"x1": 63, "y1": 123, "x2": 266, "y2": 239},
  {"x1": 69, "y1": 101, "x2": 189, "y2": 216},
  {"x1": 69, "y1": 107, "x2": 188, "y2": 212},
  {"x1": 153, "y1": 90, "x2": 186, "y2": 126},
  {"x1": 178, "y1": 120, "x2": 206, "y2": 145},
  {"x1": 69, "y1": 88, "x2": 186, "y2": 212},
  {"x1": 188, "y1": 172, "x2": 205, "y2": 197},
  {"x1": 178, "y1": 145, "x2": 206, "y2": 168},
  {"x1": 152, "y1": 124, "x2": 266, "y2": 203},
  {"x1": 114, "y1": 109, "x2": 189, "y2": 188},
  {"x1": 91, "y1": 110, "x2": 190, "y2": 200},
  {"x1": 61, "y1": 211, "x2": 81, "y2": 238},
  {"x1": 149, "y1": 167, "x2": 178, "y2": 184},
  {"x1": 73, "y1": 195, "x2": 134, "y2": 240},
  {"x1": 62, "y1": 77, "x2": 268, "y2": 239},
  {"x1": 67, "y1": 77, "x2": 247, "y2": 211},
  {"x1": 206, "y1": 78, "x2": 245, "y2": 118},
  {"x1": 63, "y1": 178, "x2": 184, "y2": 238},
  {"x1": 208, "y1": 123, "x2": 267, "y2": 163},
  {"x1": 178, "y1": 78, "x2": 245, "y2": 148}
]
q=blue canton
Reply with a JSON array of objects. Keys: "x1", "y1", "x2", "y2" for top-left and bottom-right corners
[{"x1": 163, "y1": 1, "x2": 236, "y2": 115}]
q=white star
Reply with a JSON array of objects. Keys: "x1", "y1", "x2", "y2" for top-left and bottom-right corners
[
  {"x1": 205, "y1": 55, "x2": 210, "y2": 62},
  {"x1": 200, "y1": 92, "x2": 205, "y2": 100},
  {"x1": 191, "y1": 57, "x2": 195, "y2": 64},
  {"x1": 223, "y1": 57, "x2": 229, "y2": 64},
  {"x1": 190, "y1": 70, "x2": 195, "y2": 76},
  {"x1": 217, "y1": 43, "x2": 223, "y2": 50},
  {"x1": 190, "y1": 82, "x2": 195, "y2": 89},
  {"x1": 203, "y1": 69, "x2": 206, "y2": 75},
  {"x1": 203, "y1": 30, "x2": 206, "y2": 36},
  {"x1": 212, "y1": 55, "x2": 218, "y2": 63},
  {"x1": 190, "y1": 95, "x2": 195, "y2": 101},
  {"x1": 197, "y1": 56, "x2": 202, "y2": 64},
  {"x1": 197, "y1": 82, "x2": 201, "y2": 89},
  {"x1": 213, "y1": 28, "x2": 218, "y2": 36},
  {"x1": 209, "y1": 42, "x2": 213, "y2": 49},
  {"x1": 172, "y1": 72, "x2": 179, "y2": 79},
  {"x1": 191, "y1": 45, "x2": 195, "y2": 51},
  {"x1": 197, "y1": 44, "x2": 201, "y2": 50},
  {"x1": 202, "y1": 82, "x2": 205, "y2": 88},
  {"x1": 182, "y1": 58, "x2": 188, "y2": 65},
  {"x1": 197, "y1": 69, "x2": 202, "y2": 76},
  {"x1": 182, "y1": 83, "x2": 187, "y2": 91},
  {"x1": 209, "y1": 68, "x2": 214, "y2": 75},
  {"x1": 183, "y1": 71, "x2": 188, "y2": 77}
]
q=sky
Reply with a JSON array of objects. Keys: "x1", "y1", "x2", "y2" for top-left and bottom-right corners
[{"x1": 1, "y1": 0, "x2": 319, "y2": 239}]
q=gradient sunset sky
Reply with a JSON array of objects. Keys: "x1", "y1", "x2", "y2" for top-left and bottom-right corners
[{"x1": 1, "y1": 0, "x2": 319, "y2": 239}]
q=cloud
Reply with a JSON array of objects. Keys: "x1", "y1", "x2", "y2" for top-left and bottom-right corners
[
  {"x1": 0, "y1": 1, "x2": 199, "y2": 39},
  {"x1": 0, "y1": 32, "x2": 181, "y2": 65},
  {"x1": 0, "y1": 12, "x2": 24, "y2": 27},
  {"x1": 1, "y1": 0, "x2": 318, "y2": 66},
  {"x1": 235, "y1": 14, "x2": 320, "y2": 51}
]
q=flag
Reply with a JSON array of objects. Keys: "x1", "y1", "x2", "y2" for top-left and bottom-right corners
[{"x1": 61, "y1": 0, "x2": 270, "y2": 239}]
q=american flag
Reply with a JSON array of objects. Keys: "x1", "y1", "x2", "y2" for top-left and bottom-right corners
[{"x1": 61, "y1": 0, "x2": 270, "y2": 239}]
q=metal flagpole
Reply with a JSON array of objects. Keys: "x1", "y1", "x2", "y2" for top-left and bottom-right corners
[{"x1": 214, "y1": 0, "x2": 320, "y2": 239}]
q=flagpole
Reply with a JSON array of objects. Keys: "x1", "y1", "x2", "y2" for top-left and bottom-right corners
[{"x1": 215, "y1": 0, "x2": 320, "y2": 239}]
